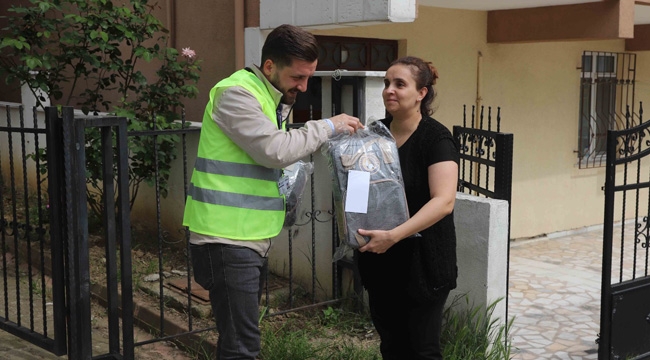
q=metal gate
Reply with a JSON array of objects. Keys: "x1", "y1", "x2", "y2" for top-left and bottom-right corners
[
  {"x1": 0, "y1": 106, "x2": 67, "y2": 355},
  {"x1": 0, "y1": 105, "x2": 67, "y2": 355},
  {"x1": 1, "y1": 105, "x2": 181, "y2": 359},
  {"x1": 600, "y1": 103, "x2": 650, "y2": 359}
]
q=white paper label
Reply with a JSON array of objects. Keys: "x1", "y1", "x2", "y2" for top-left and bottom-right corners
[{"x1": 345, "y1": 170, "x2": 370, "y2": 214}]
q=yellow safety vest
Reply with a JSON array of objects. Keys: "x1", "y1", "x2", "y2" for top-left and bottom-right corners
[{"x1": 183, "y1": 69, "x2": 286, "y2": 239}]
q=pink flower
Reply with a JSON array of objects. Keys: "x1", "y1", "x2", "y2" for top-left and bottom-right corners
[{"x1": 181, "y1": 47, "x2": 196, "y2": 60}]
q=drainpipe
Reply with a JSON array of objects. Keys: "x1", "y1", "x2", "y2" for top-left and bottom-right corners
[
  {"x1": 476, "y1": 51, "x2": 483, "y2": 121},
  {"x1": 235, "y1": 0, "x2": 245, "y2": 69}
]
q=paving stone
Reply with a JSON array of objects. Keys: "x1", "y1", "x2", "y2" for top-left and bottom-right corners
[{"x1": 509, "y1": 228, "x2": 605, "y2": 359}]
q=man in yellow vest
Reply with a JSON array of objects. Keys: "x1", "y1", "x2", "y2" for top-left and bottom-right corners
[{"x1": 183, "y1": 24, "x2": 363, "y2": 359}]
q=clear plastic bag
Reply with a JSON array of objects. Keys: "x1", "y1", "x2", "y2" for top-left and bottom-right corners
[
  {"x1": 322, "y1": 121, "x2": 412, "y2": 262},
  {"x1": 279, "y1": 160, "x2": 314, "y2": 228}
]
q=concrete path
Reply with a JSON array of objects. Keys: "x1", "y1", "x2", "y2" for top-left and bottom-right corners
[{"x1": 509, "y1": 229, "x2": 603, "y2": 359}]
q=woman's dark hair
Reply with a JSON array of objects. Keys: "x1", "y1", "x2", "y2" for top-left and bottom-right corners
[
  {"x1": 390, "y1": 56, "x2": 439, "y2": 116},
  {"x1": 261, "y1": 24, "x2": 319, "y2": 68}
]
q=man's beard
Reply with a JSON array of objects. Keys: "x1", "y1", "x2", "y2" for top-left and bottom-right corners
[
  {"x1": 281, "y1": 90, "x2": 298, "y2": 105},
  {"x1": 270, "y1": 73, "x2": 298, "y2": 104}
]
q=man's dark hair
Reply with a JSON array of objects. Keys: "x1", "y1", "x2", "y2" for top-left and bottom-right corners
[{"x1": 261, "y1": 24, "x2": 319, "y2": 68}]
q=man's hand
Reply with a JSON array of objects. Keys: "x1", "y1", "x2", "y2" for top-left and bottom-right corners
[{"x1": 330, "y1": 114, "x2": 364, "y2": 134}]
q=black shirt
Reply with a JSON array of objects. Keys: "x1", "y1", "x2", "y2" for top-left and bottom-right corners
[{"x1": 357, "y1": 116, "x2": 459, "y2": 301}]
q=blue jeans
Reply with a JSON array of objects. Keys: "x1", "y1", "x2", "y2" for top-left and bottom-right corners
[{"x1": 190, "y1": 243, "x2": 267, "y2": 360}]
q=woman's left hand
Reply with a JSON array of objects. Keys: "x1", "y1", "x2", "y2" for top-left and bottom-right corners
[{"x1": 357, "y1": 228, "x2": 397, "y2": 254}]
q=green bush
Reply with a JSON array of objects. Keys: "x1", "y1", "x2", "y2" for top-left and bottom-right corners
[{"x1": 0, "y1": 0, "x2": 201, "y2": 218}]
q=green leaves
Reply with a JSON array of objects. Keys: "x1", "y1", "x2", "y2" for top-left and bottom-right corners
[
  {"x1": 36, "y1": 1, "x2": 54, "y2": 13},
  {"x1": 0, "y1": 37, "x2": 31, "y2": 50},
  {"x1": 89, "y1": 30, "x2": 109, "y2": 42},
  {"x1": 25, "y1": 56, "x2": 43, "y2": 69},
  {"x1": 1, "y1": 0, "x2": 202, "y2": 218}
]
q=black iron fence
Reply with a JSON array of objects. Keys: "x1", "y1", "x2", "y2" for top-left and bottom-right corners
[
  {"x1": 0, "y1": 105, "x2": 349, "y2": 359},
  {"x1": 3, "y1": 103, "x2": 519, "y2": 358},
  {"x1": 453, "y1": 104, "x2": 514, "y2": 349},
  {"x1": 454, "y1": 105, "x2": 513, "y2": 206},
  {"x1": 0, "y1": 105, "x2": 67, "y2": 355},
  {"x1": 600, "y1": 102, "x2": 650, "y2": 359}
]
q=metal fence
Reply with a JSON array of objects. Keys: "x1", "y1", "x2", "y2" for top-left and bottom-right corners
[
  {"x1": 453, "y1": 104, "x2": 514, "y2": 348},
  {"x1": 0, "y1": 105, "x2": 67, "y2": 355},
  {"x1": 454, "y1": 105, "x2": 513, "y2": 207},
  {"x1": 1, "y1": 102, "x2": 517, "y2": 358},
  {"x1": 0, "y1": 105, "x2": 350, "y2": 359},
  {"x1": 600, "y1": 102, "x2": 650, "y2": 359}
]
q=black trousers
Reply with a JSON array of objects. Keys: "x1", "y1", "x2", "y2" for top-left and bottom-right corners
[{"x1": 366, "y1": 286, "x2": 449, "y2": 360}]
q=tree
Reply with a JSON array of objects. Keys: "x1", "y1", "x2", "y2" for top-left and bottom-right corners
[{"x1": 0, "y1": 0, "x2": 201, "y2": 218}]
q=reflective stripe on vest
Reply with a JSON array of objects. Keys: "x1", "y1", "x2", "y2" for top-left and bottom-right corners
[
  {"x1": 194, "y1": 157, "x2": 281, "y2": 182},
  {"x1": 188, "y1": 183, "x2": 284, "y2": 211}
]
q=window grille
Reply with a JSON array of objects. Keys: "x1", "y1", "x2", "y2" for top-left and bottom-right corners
[{"x1": 577, "y1": 51, "x2": 636, "y2": 168}]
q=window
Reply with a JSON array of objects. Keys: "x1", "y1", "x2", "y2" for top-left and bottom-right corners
[
  {"x1": 314, "y1": 36, "x2": 397, "y2": 71},
  {"x1": 292, "y1": 36, "x2": 397, "y2": 124},
  {"x1": 577, "y1": 51, "x2": 636, "y2": 168}
]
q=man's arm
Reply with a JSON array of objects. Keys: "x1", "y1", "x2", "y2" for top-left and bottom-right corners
[{"x1": 214, "y1": 86, "x2": 355, "y2": 168}]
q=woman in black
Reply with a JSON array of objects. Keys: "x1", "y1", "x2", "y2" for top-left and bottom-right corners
[{"x1": 357, "y1": 56, "x2": 459, "y2": 360}]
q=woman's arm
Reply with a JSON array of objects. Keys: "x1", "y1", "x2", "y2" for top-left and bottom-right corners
[{"x1": 357, "y1": 160, "x2": 458, "y2": 254}]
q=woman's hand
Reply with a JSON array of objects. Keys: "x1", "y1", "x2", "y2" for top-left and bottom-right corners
[{"x1": 357, "y1": 228, "x2": 397, "y2": 254}]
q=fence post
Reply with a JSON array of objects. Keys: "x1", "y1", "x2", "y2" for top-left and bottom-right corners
[
  {"x1": 494, "y1": 133, "x2": 514, "y2": 206},
  {"x1": 60, "y1": 107, "x2": 93, "y2": 359},
  {"x1": 494, "y1": 133, "x2": 513, "y2": 239},
  {"x1": 116, "y1": 117, "x2": 134, "y2": 359},
  {"x1": 44, "y1": 106, "x2": 69, "y2": 355}
]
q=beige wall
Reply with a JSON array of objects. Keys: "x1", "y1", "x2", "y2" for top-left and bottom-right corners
[
  {"x1": 311, "y1": 6, "x2": 650, "y2": 239},
  {"x1": 310, "y1": 7, "x2": 486, "y2": 127}
]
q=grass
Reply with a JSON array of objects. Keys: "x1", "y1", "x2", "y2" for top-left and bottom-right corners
[
  {"x1": 258, "y1": 295, "x2": 513, "y2": 360},
  {"x1": 441, "y1": 295, "x2": 513, "y2": 360},
  {"x1": 260, "y1": 312, "x2": 381, "y2": 360},
  {"x1": 260, "y1": 299, "x2": 380, "y2": 360}
]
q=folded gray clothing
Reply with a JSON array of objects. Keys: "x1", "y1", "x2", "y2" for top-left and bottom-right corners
[{"x1": 322, "y1": 121, "x2": 410, "y2": 249}]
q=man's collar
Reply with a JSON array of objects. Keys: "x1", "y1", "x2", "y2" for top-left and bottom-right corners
[{"x1": 249, "y1": 65, "x2": 283, "y2": 106}]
